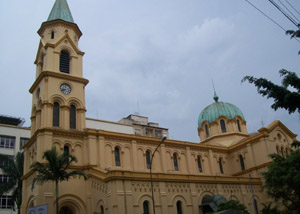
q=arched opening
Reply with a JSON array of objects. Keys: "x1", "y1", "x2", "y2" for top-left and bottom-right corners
[
  {"x1": 197, "y1": 155, "x2": 203, "y2": 172},
  {"x1": 176, "y1": 200, "x2": 183, "y2": 214},
  {"x1": 100, "y1": 205, "x2": 104, "y2": 214},
  {"x1": 239, "y1": 154, "x2": 245, "y2": 171},
  {"x1": 51, "y1": 31, "x2": 55, "y2": 39},
  {"x1": 173, "y1": 153, "x2": 179, "y2": 171},
  {"x1": 200, "y1": 195, "x2": 227, "y2": 214},
  {"x1": 205, "y1": 124, "x2": 210, "y2": 138},
  {"x1": 146, "y1": 150, "x2": 151, "y2": 169},
  {"x1": 115, "y1": 147, "x2": 121, "y2": 166},
  {"x1": 220, "y1": 119, "x2": 226, "y2": 133},
  {"x1": 60, "y1": 50, "x2": 70, "y2": 74},
  {"x1": 59, "y1": 206, "x2": 73, "y2": 214},
  {"x1": 70, "y1": 105, "x2": 76, "y2": 129},
  {"x1": 143, "y1": 200, "x2": 150, "y2": 214},
  {"x1": 219, "y1": 157, "x2": 224, "y2": 174},
  {"x1": 53, "y1": 102, "x2": 60, "y2": 127}
]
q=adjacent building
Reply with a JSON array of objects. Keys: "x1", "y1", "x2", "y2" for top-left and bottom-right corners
[
  {"x1": 20, "y1": 0, "x2": 297, "y2": 214},
  {"x1": 0, "y1": 115, "x2": 30, "y2": 214}
]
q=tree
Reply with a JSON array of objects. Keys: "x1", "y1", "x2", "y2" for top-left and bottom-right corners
[
  {"x1": 242, "y1": 70, "x2": 300, "y2": 114},
  {"x1": 0, "y1": 152, "x2": 24, "y2": 214},
  {"x1": 262, "y1": 143, "x2": 300, "y2": 214},
  {"x1": 30, "y1": 147, "x2": 87, "y2": 214},
  {"x1": 242, "y1": 27, "x2": 300, "y2": 115},
  {"x1": 217, "y1": 200, "x2": 249, "y2": 213},
  {"x1": 261, "y1": 202, "x2": 281, "y2": 214}
]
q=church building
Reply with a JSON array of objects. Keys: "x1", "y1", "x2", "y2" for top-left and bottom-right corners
[{"x1": 21, "y1": 0, "x2": 297, "y2": 214}]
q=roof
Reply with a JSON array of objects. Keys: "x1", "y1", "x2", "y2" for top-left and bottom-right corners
[
  {"x1": 47, "y1": 0, "x2": 74, "y2": 23},
  {"x1": 198, "y1": 93, "x2": 245, "y2": 128},
  {"x1": 0, "y1": 115, "x2": 25, "y2": 126}
]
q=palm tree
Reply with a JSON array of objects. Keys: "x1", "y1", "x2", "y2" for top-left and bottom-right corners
[
  {"x1": 30, "y1": 147, "x2": 87, "y2": 214},
  {"x1": 0, "y1": 152, "x2": 24, "y2": 214}
]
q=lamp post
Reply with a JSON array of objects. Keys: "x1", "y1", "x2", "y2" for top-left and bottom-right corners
[{"x1": 150, "y1": 135, "x2": 167, "y2": 214}]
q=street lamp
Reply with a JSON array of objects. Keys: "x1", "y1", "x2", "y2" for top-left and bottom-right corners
[{"x1": 150, "y1": 135, "x2": 167, "y2": 214}]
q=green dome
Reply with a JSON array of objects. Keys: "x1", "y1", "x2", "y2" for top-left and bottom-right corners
[{"x1": 198, "y1": 93, "x2": 245, "y2": 128}]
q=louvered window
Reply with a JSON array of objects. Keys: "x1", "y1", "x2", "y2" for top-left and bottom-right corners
[
  {"x1": 53, "y1": 102, "x2": 60, "y2": 127},
  {"x1": 60, "y1": 50, "x2": 70, "y2": 73},
  {"x1": 70, "y1": 105, "x2": 76, "y2": 129}
]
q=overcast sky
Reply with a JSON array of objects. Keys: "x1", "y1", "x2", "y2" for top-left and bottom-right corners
[{"x1": 0, "y1": 0, "x2": 299, "y2": 142}]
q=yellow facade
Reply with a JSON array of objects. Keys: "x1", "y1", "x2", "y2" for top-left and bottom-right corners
[{"x1": 21, "y1": 1, "x2": 297, "y2": 214}]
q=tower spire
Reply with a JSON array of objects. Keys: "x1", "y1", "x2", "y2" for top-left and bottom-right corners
[{"x1": 47, "y1": 0, "x2": 74, "y2": 23}]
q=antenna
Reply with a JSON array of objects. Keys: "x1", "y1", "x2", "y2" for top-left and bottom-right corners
[{"x1": 212, "y1": 80, "x2": 216, "y2": 94}]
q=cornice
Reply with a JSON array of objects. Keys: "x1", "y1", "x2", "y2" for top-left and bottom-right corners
[
  {"x1": 232, "y1": 162, "x2": 269, "y2": 176},
  {"x1": 38, "y1": 20, "x2": 82, "y2": 38},
  {"x1": 29, "y1": 71, "x2": 89, "y2": 93},
  {"x1": 89, "y1": 167, "x2": 262, "y2": 185}
]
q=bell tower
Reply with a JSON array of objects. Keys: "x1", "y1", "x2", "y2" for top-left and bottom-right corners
[{"x1": 29, "y1": 0, "x2": 88, "y2": 134}]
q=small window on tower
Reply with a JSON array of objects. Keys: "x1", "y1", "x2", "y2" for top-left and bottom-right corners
[
  {"x1": 51, "y1": 31, "x2": 55, "y2": 39},
  {"x1": 60, "y1": 50, "x2": 70, "y2": 73}
]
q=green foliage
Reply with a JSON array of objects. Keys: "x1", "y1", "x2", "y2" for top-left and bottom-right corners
[
  {"x1": 242, "y1": 70, "x2": 300, "y2": 114},
  {"x1": 217, "y1": 200, "x2": 249, "y2": 213},
  {"x1": 262, "y1": 145, "x2": 300, "y2": 213},
  {"x1": 286, "y1": 28, "x2": 300, "y2": 54},
  {"x1": 30, "y1": 147, "x2": 87, "y2": 214},
  {"x1": 261, "y1": 202, "x2": 281, "y2": 214},
  {"x1": 0, "y1": 152, "x2": 24, "y2": 214}
]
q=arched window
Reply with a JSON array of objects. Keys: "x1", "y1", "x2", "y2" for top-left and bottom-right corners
[
  {"x1": 205, "y1": 124, "x2": 210, "y2": 138},
  {"x1": 100, "y1": 205, "x2": 104, "y2": 214},
  {"x1": 115, "y1": 147, "x2": 121, "y2": 166},
  {"x1": 143, "y1": 200, "x2": 150, "y2": 214},
  {"x1": 53, "y1": 102, "x2": 60, "y2": 127},
  {"x1": 70, "y1": 105, "x2": 76, "y2": 129},
  {"x1": 51, "y1": 31, "x2": 55, "y2": 39},
  {"x1": 146, "y1": 150, "x2": 151, "y2": 169},
  {"x1": 220, "y1": 119, "x2": 226, "y2": 133},
  {"x1": 176, "y1": 200, "x2": 182, "y2": 214},
  {"x1": 237, "y1": 119, "x2": 241, "y2": 132},
  {"x1": 197, "y1": 155, "x2": 203, "y2": 172},
  {"x1": 173, "y1": 153, "x2": 179, "y2": 171},
  {"x1": 64, "y1": 145, "x2": 70, "y2": 164},
  {"x1": 219, "y1": 157, "x2": 224, "y2": 174},
  {"x1": 239, "y1": 154, "x2": 245, "y2": 171},
  {"x1": 60, "y1": 50, "x2": 70, "y2": 73}
]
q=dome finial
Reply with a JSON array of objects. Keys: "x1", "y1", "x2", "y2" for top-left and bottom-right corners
[
  {"x1": 213, "y1": 92, "x2": 219, "y2": 102},
  {"x1": 212, "y1": 80, "x2": 219, "y2": 102}
]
